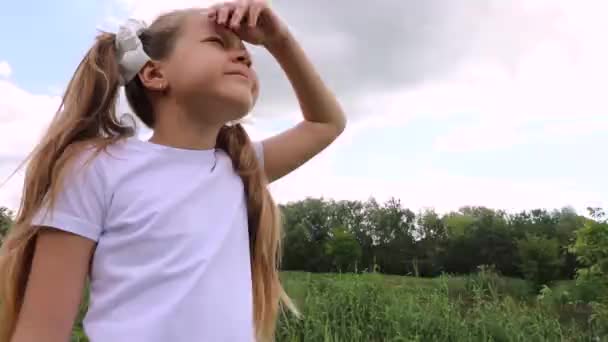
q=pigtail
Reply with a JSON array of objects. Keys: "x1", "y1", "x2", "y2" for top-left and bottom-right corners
[
  {"x1": 217, "y1": 125, "x2": 298, "y2": 342},
  {"x1": 0, "y1": 32, "x2": 129, "y2": 342}
]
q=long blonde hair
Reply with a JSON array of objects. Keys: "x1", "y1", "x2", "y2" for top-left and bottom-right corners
[{"x1": 0, "y1": 9, "x2": 295, "y2": 342}]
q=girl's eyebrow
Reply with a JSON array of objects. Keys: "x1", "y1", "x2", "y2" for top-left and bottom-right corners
[
  {"x1": 209, "y1": 26, "x2": 246, "y2": 49},
  {"x1": 214, "y1": 25, "x2": 236, "y2": 40},
  {"x1": 201, "y1": 17, "x2": 246, "y2": 48}
]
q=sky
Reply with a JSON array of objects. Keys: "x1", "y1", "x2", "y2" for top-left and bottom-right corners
[{"x1": 0, "y1": 0, "x2": 606, "y2": 215}]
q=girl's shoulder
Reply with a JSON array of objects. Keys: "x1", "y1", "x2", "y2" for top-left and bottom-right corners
[{"x1": 57, "y1": 137, "x2": 140, "y2": 188}]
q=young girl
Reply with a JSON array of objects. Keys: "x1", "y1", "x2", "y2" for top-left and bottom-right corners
[{"x1": 0, "y1": 1, "x2": 346, "y2": 341}]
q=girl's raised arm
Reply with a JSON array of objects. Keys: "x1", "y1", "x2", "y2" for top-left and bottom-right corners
[
  {"x1": 260, "y1": 31, "x2": 347, "y2": 182},
  {"x1": 209, "y1": 0, "x2": 348, "y2": 182}
]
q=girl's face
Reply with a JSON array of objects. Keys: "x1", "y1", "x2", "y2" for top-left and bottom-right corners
[{"x1": 163, "y1": 11, "x2": 260, "y2": 124}]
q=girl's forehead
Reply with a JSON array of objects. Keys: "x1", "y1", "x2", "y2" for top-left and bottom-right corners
[
  {"x1": 182, "y1": 12, "x2": 245, "y2": 46},
  {"x1": 184, "y1": 11, "x2": 227, "y2": 36}
]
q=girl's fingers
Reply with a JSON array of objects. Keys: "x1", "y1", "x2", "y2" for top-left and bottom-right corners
[
  {"x1": 248, "y1": 3, "x2": 264, "y2": 27},
  {"x1": 230, "y1": 1, "x2": 248, "y2": 29},
  {"x1": 217, "y1": 3, "x2": 233, "y2": 25},
  {"x1": 208, "y1": 3, "x2": 224, "y2": 20}
]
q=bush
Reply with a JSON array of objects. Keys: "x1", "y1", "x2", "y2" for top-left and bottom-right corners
[{"x1": 462, "y1": 265, "x2": 533, "y2": 301}]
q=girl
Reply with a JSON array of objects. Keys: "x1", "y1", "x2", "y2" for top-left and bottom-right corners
[{"x1": 0, "y1": 1, "x2": 346, "y2": 341}]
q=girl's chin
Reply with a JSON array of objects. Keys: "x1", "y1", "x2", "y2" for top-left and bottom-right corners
[
  {"x1": 226, "y1": 87, "x2": 256, "y2": 110},
  {"x1": 223, "y1": 94, "x2": 255, "y2": 117}
]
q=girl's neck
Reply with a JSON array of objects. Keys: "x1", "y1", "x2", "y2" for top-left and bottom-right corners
[{"x1": 148, "y1": 103, "x2": 222, "y2": 151}]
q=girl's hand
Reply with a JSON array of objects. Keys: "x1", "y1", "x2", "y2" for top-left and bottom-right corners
[{"x1": 207, "y1": 0, "x2": 290, "y2": 49}]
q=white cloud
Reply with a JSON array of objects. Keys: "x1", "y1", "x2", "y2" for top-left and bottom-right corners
[
  {"x1": 350, "y1": 15, "x2": 608, "y2": 153},
  {"x1": 0, "y1": 61, "x2": 12, "y2": 78},
  {"x1": 114, "y1": 0, "x2": 219, "y2": 23},
  {"x1": 0, "y1": 81, "x2": 60, "y2": 156},
  {"x1": 0, "y1": 80, "x2": 61, "y2": 209}
]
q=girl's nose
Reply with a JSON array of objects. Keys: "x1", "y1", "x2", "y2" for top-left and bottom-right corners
[{"x1": 233, "y1": 49, "x2": 252, "y2": 68}]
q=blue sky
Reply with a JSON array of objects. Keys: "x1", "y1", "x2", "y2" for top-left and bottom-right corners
[
  {"x1": 0, "y1": 0, "x2": 606, "y2": 214},
  {"x1": 0, "y1": 1, "x2": 119, "y2": 93}
]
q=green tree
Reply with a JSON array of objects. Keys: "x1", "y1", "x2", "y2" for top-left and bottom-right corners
[
  {"x1": 367, "y1": 198, "x2": 416, "y2": 275},
  {"x1": 415, "y1": 208, "x2": 447, "y2": 276},
  {"x1": 333, "y1": 200, "x2": 372, "y2": 271},
  {"x1": 471, "y1": 211, "x2": 518, "y2": 277},
  {"x1": 281, "y1": 198, "x2": 335, "y2": 272},
  {"x1": 570, "y1": 208, "x2": 608, "y2": 334},
  {"x1": 516, "y1": 234, "x2": 563, "y2": 285},
  {"x1": 416, "y1": 208, "x2": 446, "y2": 241},
  {"x1": 443, "y1": 211, "x2": 475, "y2": 239},
  {"x1": 324, "y1": 227, "x2": 361, "y2": 272},
  {"x1": 441, "y1": 207, "x2": 519, "y2": 277},
  {"x1": 570, "y1": 208, "x2": 608, "y2": 289},
  {"x1": 282, "y1": 222, "x2": 311, "y2": 271},
  {"x1": 553, "y1": 207, "x2": 585, "y2": 278}
]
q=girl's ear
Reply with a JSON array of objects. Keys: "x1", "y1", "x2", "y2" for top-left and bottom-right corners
[{"x1": 138, "y1": 60, "x2": 168, "y2": 92}]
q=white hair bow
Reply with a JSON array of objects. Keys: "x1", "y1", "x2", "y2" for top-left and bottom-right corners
[{"x1": 115, "y1": 19, "x2": 150, "y2": 85}]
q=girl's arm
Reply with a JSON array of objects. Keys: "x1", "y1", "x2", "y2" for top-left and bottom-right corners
[
  {"x1": 11, "y1": 229, "x2": 94, "y2": 342},
  {"x1": 209, "y1": 1, "x2": 347, "y2": 182},
  {"x1": 260, "y1": 31, "x2": 347, "y2": 182}
]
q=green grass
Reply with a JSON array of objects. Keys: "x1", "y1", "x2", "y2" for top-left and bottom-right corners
[
  {"x1": 72, "y1": 272, "x2": 605, "y2": 341},
  {"x1": 277, "y1": 272, "x2": 602, "y2": 342}
]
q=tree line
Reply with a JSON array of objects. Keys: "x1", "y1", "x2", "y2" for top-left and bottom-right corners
[
  {"x1": 279, "y1": 198, "x2": 606, "y2": 286},
  {"x1": 1, "y1": 200, "x2": 606, "y2": 287}
]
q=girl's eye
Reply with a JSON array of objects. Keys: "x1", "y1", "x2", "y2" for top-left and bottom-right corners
[{"x1": 205, "y1": 37, "x2": 225, "y2": 47}]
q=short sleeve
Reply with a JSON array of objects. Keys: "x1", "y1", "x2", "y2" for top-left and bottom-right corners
[
  {"x1": 31, "y1": 152, "x2": 106, "y2": 242},
  {"x1": 252, "y1": 141, "x2": 265, "y2": 168}
]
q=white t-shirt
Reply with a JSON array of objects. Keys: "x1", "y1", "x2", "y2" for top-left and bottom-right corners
[{"x1": 32, "y1": 137, "x2": 265, "y2": 342}]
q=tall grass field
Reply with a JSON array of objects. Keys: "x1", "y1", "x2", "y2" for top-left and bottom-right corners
[{"x1": 72, "y1": 271, "x2": 604, "y2": 342}]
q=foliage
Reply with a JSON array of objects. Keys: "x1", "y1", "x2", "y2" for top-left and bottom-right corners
[{"x1": 0, "y1": 206, "x2": 14, "y2": 241}]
